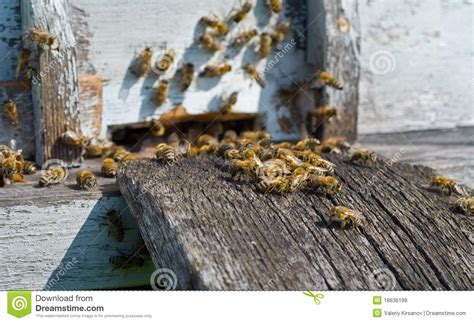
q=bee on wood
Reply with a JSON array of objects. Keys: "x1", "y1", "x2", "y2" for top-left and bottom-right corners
[
  {"x1": 430, "y1": 176, "x2": 465, "y2": 196},
  {"x1": 294, "y1": 138, "x2": 321, "y2": 151},
  {"x1": 179, "y1": 63, "x2": 195, "y2": 91},
  {"x1": 224, "y1": 149, "x2": 241, "y2": 160},
  {"x1": 76, "y1": 170, "x2": 97, "y2": 190},
  {"x1": 240, "y1": 130, "x2": 270, "y2": 141},
  {"x1": 84, "y1": 143, "x2": 104, "y2": 158},
  {"x1": 220, "y1": 92, "x2": 238, "y2": 114},
  {"x1": 25, "y1": 27, "x2": 59, "y2": 50},
  {"x1": 155, "y1": 143, "x2": 178, "y2": 164},
  {"x1": 61, "y1": 130, "x2": 90, "y2": 148},
  {"x1": 151, "y1": 120, "x2": 166, "y2": 137},
  {"x1": 243, "y1": 64, "x2": 266, "y2": 88},
  {"x1": 109, "y1": 253, "x2": 144, "y2": 270},
  {"x1": 198, "y1": 143, "x2": 218, "y2": 155},
  {"x1": 267, "y1": 0, "x2": 283, "y2": 13},
  {"x1": 312, "y1": 105, "x2": 339, "y2": 121},
  {"x1": 199, "y1": 62, "x2": 232, "y2": 77},
  {"x1": 227, "y1": 158, "x2": 258, "y2": 179},
  {"x1": 223, "y1": 130, "x2": 238, "y2": 141},
  {"x1": 3, "y1": 99, "x2": 18, "y2": 125},
  {"x1": 350, "y1": 148, "x2": 377, "y2": 167},
  {"x1": 288, "y1": 167, "x2": 309, "y2": 192},
  {"x1": 39, "y1": 166, "x2": 68, "y2": 187},
  {"x1": 16, "y1": 47, "x2": 31, "y2": 78},
  {"x1": 300, "y1": 163, "x2": 327, "y2": 176},
  {"x1": 101, "y1": 158, "x2": 118, "y2": 178},
  {"x1": 276, "y1": 149, "x2": 303, "y2": 169},
  {"x1": 215, "y1": 141, "x2": 236, "y2": 157},
  {"x1": 198, "y1": 32, "x2": 222, "y2": 52},
  {"x1": 132, "y1": 47, "x2": 153, "y2": 77},
  {"x1": 233, "y1": 1, "x2": 252, "y2": 23},
  {"x1": 23, "y1": 161, "x2": 37, "y2": 175},
  {"x1": 106, "y1": 209, "x2": 125, "y2": 242},
  {"x1": 257, "y1": 177, "x2": 289, "y2": 194},
  {"x1": 452, "y1": 196, "x2": 473, "y2": 216},
  {"x1": 312, "y1": 158, "x2": 335, "y2": 174},
  {"x1": 272, "y1": 20, "x2": 291, "y2": 43},
  {"x1": 1, "y1": 157, "x2": 22, "y2": 180},
  {"x1": 319, "y1": 136, "x2": 351, "y2": 154},
  {"x1": 153, "y1": 80, "x2": 169, "y2": 107},
  {"x1": 259, "y1": 32, "x2": 273, "y2": 58},
  {"x1": 200, "y1": 16, "x2": 228, "y2": 36},
  {"x1": 308, "y1": 175, "x2": 342, "y2": 195},
  {"x1": 231, "y1": 29, "x2": 258, "y2": 47},
  {"x1": 196, "y1": 134, "x2": 218, "y2": 147},
  {"x1": 111, "y1": 147, "x2": 135, "y2": 164},
  {"x1": 330, "y1": 206, "x2": 362, "y2": 229},
  {"x1": 317, "y1": 70, "x2": 343, "y2": 90},
  {"x1": 155, "y1": 49, "x2": 175, "y2": 75}
]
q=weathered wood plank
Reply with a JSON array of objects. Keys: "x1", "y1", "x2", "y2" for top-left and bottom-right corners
[
  {"x1": 79, "y1": 75, "x2": 103, "y2": 138},
  {"x1": 117, "y1": 157, "x2": 471, "y2": 290},
  {"x1": 21, "y1": 0, "x2": 82, "y2": 165}
]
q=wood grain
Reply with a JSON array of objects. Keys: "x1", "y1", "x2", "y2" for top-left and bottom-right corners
[
  {"x1": 117, "y1": 157, "x2": 472, "y2": 290},
  {"x1": 79, "y1": 75, "x2": 103, "y2": 138}
]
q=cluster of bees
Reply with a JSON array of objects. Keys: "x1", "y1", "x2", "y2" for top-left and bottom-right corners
[
  {"x1": 0, "y1": 140, "x2": 36, "y2": 187},
  {"x1": 430, "y1": 176, "x2": 473, "y2": 216}
]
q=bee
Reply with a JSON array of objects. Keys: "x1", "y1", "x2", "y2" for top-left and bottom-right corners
[
  {"x1": 223, "y1": 130, "x2": 238, "y2": 141},
  {"x1": 109, "y1": 253, "x2": 144, "y2": 270},
  {"x1": 155, "y1": 143, "x2": 178, "y2": 164},
  {"x1": 231, "y1": 29, "x2": 258, "y2": 47},
  {"x1": 12, "y1": 173, "x2": 26, "y2": 183},
  {"x1": 132, "y1": 47, "x2": 153, "y2": 77},
  {"x1": 76, "y1": 170, "x2": 98, "y2": 190},
  {"x1": 294, "y1": 138, "x2": 321, "y2": 150},
  {"x1": 233, "y1": 1, "x2": 252, "y2": 23},
  {"x1": 111, "y1": 147, "x2": 135, "y2": 164},
  {"x1": 179, "y1": 63, "x2": 194, "y2": 91},
  {"x1": 312, "y1": 105, "x2": 339, "y2": 120},
  {"x1": 153, "y1": 80, "x2": 169, "y2": 107},
  {"x1": 23, "y1": 161, "x2": 37, "y2": 175},
  {"x1": 215, "y1": 141, "x2": 236, "y2": 157},
  {"x1": 16, "y1": 47, "x2": 31, "y2": 78},
  {"x1": 196, "y1": 134, "x2": 217, "y2": 148},
  {"x1": 84, "y1": 143, "x2": 104, "y2": 158},
  {"x1": 1, "y1": 157, "x2": 22, "y2": 180},
  {"x1": 3, "y1": 99, "x2": 18, "y2": 125},
  {"x1": 227, "y1": 159, "x2": 257, "y2": 179},
  {"x1": 39, "y1": 166, "x2": 68, "y2": 187},
  {"x1": 452, "y1": 197, "x2": 474, "y2": 216},
  {"x1": 200, "y1": 16, "x2": 228, "y2": 36},
  {"x1": 430, "y1": 176, "x2": 465, "y2": 196},
  {"x1": 155, "y1": 49, "x2": 175, "y2": 75},
  {"x1": 101, "y1": 158, "x2": 118, "y2": 177},
  {"x1": 272, "y1": 20, "x2": 291, "y2": 43},
  {"x1": 300, "y1": 163, "x2": 327, "y2": 176},
  {"x1": 320, "y1": 136, "x2": 351, "y2": 154},
  {"x1": 199, "y1": 62, "x2": 232, "y2": 77},
  {"x1": 106, "y1": 209, "x2": 125, "y2": 242},
  {"x1": 276, "y1": 149, "x2": 302, "y2": 169},
  {"x1": 267, "y1": 0, "x2": 283, "y2": 13},
  {"x1": 317, "y1": 70, "x2": 343, "y2": 90},
  {"x1": 259, "y1": 32, "x2": 273, "y2": 58},
  {"x1": 61, "y1": 130, "x2": 90, "y2": 148},
  {"x1": 312, "y1": 157, "x2": 335, "y2": 174},
  {"x1": 224, "y1": 149, "x2": 241, "y2": 160},
  {"x1": 150, "y1": 120, "x2": 166, "y2": 137},
  {"x1": 288, "y1": 167, "x2": 310, "y2": 192},
  {"x1": 351, "y1": 148, "x2": 377, "y2": 167},
  {"x1": 308, "y1": 175, "x2": 342, "y2": 195},
  {"x1": 25, "y1": 27, "x2": 59, "y2": 50},
  {"x1": 330, "y1": 206, "x2": 362, "y2": 229},
  {"x1": 243, "y1": 64, "x2": 266, "y2": 88},
  {"x1": 257, "y1": 177, "x2": 289, "y2": 194},
  {"x1": 198, "y1": 143, "x2": 218, "y2": 155},
  {"x1": 240, "y1": 130, "x2": 271, "y2": 141},
  {"x1": 198, "y1": 32, "x2": 222, "y2": 52},
  {"x1": 220, "y1": 92, "x2": 238, "y2": 114}
]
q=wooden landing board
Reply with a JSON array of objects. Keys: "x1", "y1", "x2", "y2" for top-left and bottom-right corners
[
  {"x1": 117, "y1": 157, "x2": 472, "y2": 290},
  {"x1": 0, "y1": 159, "x2": 155, "y2": 290}
]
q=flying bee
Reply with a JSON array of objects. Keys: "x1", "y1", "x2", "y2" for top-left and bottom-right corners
[
  {"x1": 320, "y1": 136, "x2": 351, "y2": 154},
  {"x1": 272, "y1": 20, "x2": 291, "y2": 43},
  {"x1": 308, "y1": 175, "x2": 342, "y2": 195},
  {"x1": 231, "y1": 1, "x2": 252, "y2": 23},
  {"x1": 312, "y1": 105, "x2": 339, "y2": 121},
  {"x1": 220, "y1": 92, "x2": 238, "y2": 114},
  {"x1": 179, "y1": 63, "x2": 195, "y2": 91},
  {"x1": 154, "y1": 49, "x2": 175, "y2": 75},
  {"x1": 39, "y1": 166, "x2": 68, "y2": 187},
  {"x1": 267, "y1": 0, "x2": 283, "y2": 13},
  {"x1": 155, "y1": 143, "x2": 178, "y2": 164},
  {"x1": 198, "y1": 32, "x2": 222, "y2": 52},
  {"x1": 330, "y1": 206, "x2": 362, "y2": 229},
  {"x1": 351, "y1": 148, "x2": 377, "y2": 167},
  {"x1": 151, "y1": 120, "x2": 166, "y2": 137},
  {"x1": 25, "y1": 27, "x2": 59, "y2": 50},
  {"x1": 106, "y1": 209, "x2": 125, "y2": 242},
  {"x1": 76, "y1": 170, "x2": 97, "y2": 190},
  {"x1": 153, "y1": 80, "x2": 169, "y2": 107},
  {"x1": 200, "y1": 16, "x2": 228, "y2": 36},
  {"x1": 257, "y1": 177, "x2": 289, "y2": 195},
  {"x1": 61, "y1": 130, "x2": 90, "y2": 148},
  {"x1": 231, "y1": 29, "x2": 258, "y2": 47},
  {"x1": 132, "y1": 47, "x2": 153, "y2": 77},
  {"x1": 22, "y1": 161, "x2": 37, "y2": 175},
  {"x1": 199, "y1": 62, "x2": 232, "y2": 77},
  {"x1": 101, "y1": 158, "x2": 118, "y2": 178},
  {"x1": 3, "y1": 99, "x2": 18, "y2": 125},
  {"x1": 16, "y1": 47, "x2": 31, "y2": 78},
  {"x1": 294, "y1": 138, "x2": 321, "y2": 151},
  {"x1": 259, "y1": 32, "x2": 273, "y2": 58},
  {"x1": 109, "y1": 253, "x2": 144, "y2": 270},
  {"x1": 452, "y1": 197, "x2": 474, "y2": 216},
  {"x1": 430, "y1": 176, "x2": 465, "y2": 196},
  {"x1": 243, "y1": 64, "x2": 266, "y2": 88},
  {"x1": 317, "y1": 70, "x2": 343, "y2": 90}
]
